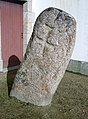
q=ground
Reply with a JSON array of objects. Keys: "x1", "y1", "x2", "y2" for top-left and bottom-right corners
[{"x1": 0, "y1": 70, "x2": 88, "y2": 119}]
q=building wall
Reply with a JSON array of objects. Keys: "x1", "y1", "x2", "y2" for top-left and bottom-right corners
[
  {"x1": 0, "y1": 0, "x2": 34, "y2": 72},
  {"x1": 0, "y1": 1, "x2": 23, "y2": 72},
  {"x1": 32, "y1": 0, "x2": 88, "y2": 75},
  {"x1": 32, "y1": 0, "x2": 88, "y2": 62},
  {"x1": 23, "y1": 0, "x2": 34, "y2": 55},
  {"x1": 0, "y1": 8, "x2": 3, "y2": 71}
]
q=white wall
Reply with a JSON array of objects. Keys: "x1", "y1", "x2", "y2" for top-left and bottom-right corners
[{"x1": 32, "y1": 0, "x2": 88, "y2": 62}]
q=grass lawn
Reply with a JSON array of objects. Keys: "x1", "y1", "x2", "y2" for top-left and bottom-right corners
[{"x1": 0, "y1": 70, "x2": 88, "y2": 119}]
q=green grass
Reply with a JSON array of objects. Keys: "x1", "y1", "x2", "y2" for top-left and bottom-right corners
[{"x1": 0, "y1": 70, "x2": 88, "y2": 119}]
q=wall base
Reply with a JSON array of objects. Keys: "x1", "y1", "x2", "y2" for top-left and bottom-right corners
[
  {"x1": 67, "y1": 60, "x2": 88, "y2": 76},
  {"x1": 0, "y1": 60, "x2": 3, "y2": 72},
  {"x1": 1, "y1": 59, "x2": 88, "y2": 76},
  {"x1": 3, "y1": 65, "x2": 20, "y2": 72}
]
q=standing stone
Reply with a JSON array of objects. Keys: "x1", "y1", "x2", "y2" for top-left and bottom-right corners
[{"x1": 10, "y1": 7, "x2": 76, "y2": 106}]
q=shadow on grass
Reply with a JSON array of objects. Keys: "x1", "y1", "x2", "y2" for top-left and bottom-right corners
[{"x1": 7, "y1": 55, "x2": 21, "y2": 96}]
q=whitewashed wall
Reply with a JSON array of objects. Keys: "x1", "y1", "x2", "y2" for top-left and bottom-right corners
[
  {"x1": 32, "y1": 0, "x2": 88, "y2": 62},
  {"x1": 23, "y1": 0, "x2": 35, "y2": 55}
]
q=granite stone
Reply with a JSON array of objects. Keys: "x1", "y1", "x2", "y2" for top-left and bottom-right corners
[{"x1": 10, "y1": 7, "x2": 76, "y2": 106}]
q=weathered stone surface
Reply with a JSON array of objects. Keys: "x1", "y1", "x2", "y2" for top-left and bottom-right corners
[{"x1": 10, "y1": 7, "x2": 76, "y2": 106}]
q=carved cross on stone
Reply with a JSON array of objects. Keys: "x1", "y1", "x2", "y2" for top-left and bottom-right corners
[{"x1": 10, "y1": 7, "x2": 76, "y2": 106}]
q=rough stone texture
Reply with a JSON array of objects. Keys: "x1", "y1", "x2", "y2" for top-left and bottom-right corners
[{"x1": 10, "y1": 7, "x2": 76, "y2": 106}]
